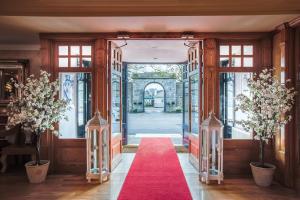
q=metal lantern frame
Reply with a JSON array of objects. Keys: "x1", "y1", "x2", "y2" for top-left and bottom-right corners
[
  {"x1": 199, "y1": 112, "x2": 224, "y2": 184},
  {"x1": 86, "y1": 111, "x2": 110, "y2": 183}
]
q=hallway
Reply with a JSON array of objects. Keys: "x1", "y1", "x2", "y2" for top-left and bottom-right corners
[{"x1": 1, "y1": 153, "x2": 298, "y2": 200}]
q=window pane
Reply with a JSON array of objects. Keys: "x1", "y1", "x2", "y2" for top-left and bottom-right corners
[
  {"x1": 59, "y1": 73, "x2": 92, "y2": 138},
  {"x1": 190, "y1": 74, "x2": 199, "y2": 134},
  {"x1": 82, "y1": 46, "x2": 92, "y2": 56},
  {"x1": 70, "y1": 57, "x2": 80, "y2": 67},
  {"x1": 219, "y1": 73, "x2": 252, "y2": 139},
  {"x1": 70, "y1": 46, "x2": 80, "y2": 56},
  {"x1": 281, "y1": 71, "x2": 285, "y2": 84},
  {"x1": 112, "y1": 74, "x2": 121, "y2": 135},
  {"x1": 59, "y1": 57, "x2": 68, "y2": 67},
  {"x1": 220, "y1": 45, "x2": 229, "y2": 55},
  {"x1": 232, "y1": 45, "x2": 241, "y2": 55},
  {"x1": 232, "y1": 57, "x2": 241, "y2": 67},
  {"x1": 59, "y1": 46, "x2": 68, "y2": 56},
  {"x1": 244, "y1": 57, "x2": 253, "y2": 67},
  {"x1": 82, "y1": 57, "x2": 92, "y2": 68},
  {"x1": 243, "y1": 45, "x2": 253, "y2": 55},
  {"x1": 220, "y1": 57, "x2": 229, "y2": 67}
]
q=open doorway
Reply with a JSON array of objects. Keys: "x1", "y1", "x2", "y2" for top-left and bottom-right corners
[
  {"x1": 125, "y1": 63, "x2": 184, "y2": 144},
  {"x1": 109, "y1": 40, "x2": 202, "y2": 146},
  {"x1": 144, "y1": 83, "x2": 165, "y2": 113}
]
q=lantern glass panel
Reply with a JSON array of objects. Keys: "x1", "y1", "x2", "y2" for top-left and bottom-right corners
[
  {"x1": 201, "y1": 129, "x2": 208, "y2": 172},
  {"x1": 209, "y1": 129, "x2": 219, "y2": 175},
  {"x1": 90, "y1": 129, "x2": 99, "y2": 174},
  {"x1": 102, "y1": 129, "x2": 109, "y2": 172}
]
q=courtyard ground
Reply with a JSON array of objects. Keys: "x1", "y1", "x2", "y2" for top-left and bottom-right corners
[{"x1": 127, "y1": 107, "x2": 183, "y2": 144}]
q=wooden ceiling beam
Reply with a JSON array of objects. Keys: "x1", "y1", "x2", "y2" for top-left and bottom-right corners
[{"x1": 0, "y1": 0, "x2": 299, "y2": 16}]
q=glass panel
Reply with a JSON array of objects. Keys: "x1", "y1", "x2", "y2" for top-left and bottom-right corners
[
  {"x1": 91, "y1": 129, "x2": 99, "y2": 173},
  {"x1": 219, "y1": 73, "x2": 252, "y2": 139},
  {"x1": 59, "y1": 57, "x2": 68, "y2": 67},
  {"x1": 183, "y1": 80, "x2": 189, "y2": 134},
  {"x1": 70, "y1": 57, "x2": 80, "y2": 67},
  {"x1": 280, "y1": 71, "x2": 285, "y2": 84},
  {"x1": 220, "y1": 57, "x2": 229, "y2": 67},
  {"x1": 70, "y1": 46, "x2": 80, "y2": 56},
  {"x1": 190, "y1": 74, "x2": 199, "y2": 134},
  {"x1": 232, "y1": 57, "x2": 241, "y2": 67},
  {"x1": 59, "y1": 46, "x2": 68, "y2": 56},
  {"x1": 220, "y1": 45, "x2": 229, "y2": 55},
  {"x1": 112, "y1": 74, "x2": 121, "y2": 135},
  {"x1": 59, "y1": 72, "x2": 92, "y2": 138},
  {"x1": 232, "y1": 45, "x2": 241, "y2": 55},
  {"x1": 102, "y1": 129, "x2": 109, "y2": 171},
  {"x1": 82, "y1": 46, "x2": 92, "y2": 56},
  {"x1": 243, "y1": 45, "x2": 253, "y2": 55},
  {"x1": 244, "y1": 57, "x2": 253, "y2": 67},
  {"x1": 82, "y1": 57, "x2": 92, "y2": 68}
]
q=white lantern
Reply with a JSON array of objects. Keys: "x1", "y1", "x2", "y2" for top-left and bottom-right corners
[
  {"x1": 86, "y1": 111, "x2": 110, "y2": 183},
  {"x1": 200, "y1": 112, "x2": 224, "y2": 184}
]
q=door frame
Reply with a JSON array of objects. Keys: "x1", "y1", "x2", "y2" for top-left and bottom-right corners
[{"x1": 39, "y1": 31, "x2": 274, "y2": 177}]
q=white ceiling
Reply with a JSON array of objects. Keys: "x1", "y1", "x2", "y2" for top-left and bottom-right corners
[
  {"x1": 0, "y1": 15, "x2": 299, "y2": 45},
  {"x1": 113, "y1": 40, "x2": 189, "y2": 63}
]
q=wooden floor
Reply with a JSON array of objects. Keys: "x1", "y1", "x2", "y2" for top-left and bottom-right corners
[{"x1": 0, "y1": 153, "x2": 299, "y2": 200}]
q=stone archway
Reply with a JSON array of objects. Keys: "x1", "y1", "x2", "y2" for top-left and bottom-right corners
[
  {"x1": 128, "y1": 76, "x2": 177, "y2": 113},
  {"x1": 143, "y1": 82, "x2": 165, "y2": 112}
]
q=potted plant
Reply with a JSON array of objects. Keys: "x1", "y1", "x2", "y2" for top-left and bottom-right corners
[
  {"x1": 6, "y1": 70, "x2": 69, "y2": 183},
  {"x1": 235, "y1": 69, "x2": 296, "y2": 187}
]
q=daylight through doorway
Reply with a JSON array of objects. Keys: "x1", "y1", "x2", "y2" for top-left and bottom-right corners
[{"x1": 126, "y1": 63, "x2": 184, "y2": 145}]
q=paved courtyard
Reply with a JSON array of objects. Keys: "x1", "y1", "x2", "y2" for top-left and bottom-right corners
[{"x1": 127, "y1": 108, "x2": 183, "y2": 144}]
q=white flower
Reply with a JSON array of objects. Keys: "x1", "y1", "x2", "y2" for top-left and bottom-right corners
[
  {"x1": 6, "y1": 70, "x2": 69, "y2": 135},
  {"x1": 235, "y1": 69, "x2": 296, "y2": 142}
]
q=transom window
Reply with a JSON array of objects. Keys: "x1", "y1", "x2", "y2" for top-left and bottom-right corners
[
  {"x1": 219, "y1": 45, "x2": 253, "y2": 67},
  {"x1": 58, "y1": 45, "x2": 92, "y2": 68}
]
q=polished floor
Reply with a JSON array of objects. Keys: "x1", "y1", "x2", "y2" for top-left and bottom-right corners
[{"x1": 0, "y1": 153, "x2": 299, "y2": 200}]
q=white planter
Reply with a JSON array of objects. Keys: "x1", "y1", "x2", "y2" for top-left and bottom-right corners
[
  {"x1": 25, "y1": 160, "x2": 50, "y2": 183},
  {"x1": 250, "y1": 162, "x2": 276, "y2": 187}
]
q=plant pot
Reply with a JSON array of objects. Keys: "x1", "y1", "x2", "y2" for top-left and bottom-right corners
[
  {"x1": 25, "y1": 160, "x2": 50, "y2": 183},
  {"x1": 250, "y1": 162, "x2": 276, "y2": 187}
]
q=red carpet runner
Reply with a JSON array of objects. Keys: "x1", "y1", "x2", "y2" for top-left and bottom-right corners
[{"x1": 118, "y1": 138, "x2": 192, "y2": 200}]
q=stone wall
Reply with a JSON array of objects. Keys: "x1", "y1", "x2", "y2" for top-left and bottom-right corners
[{"x1": 128, "y1": 78, "x2": 180, "y2": 113}]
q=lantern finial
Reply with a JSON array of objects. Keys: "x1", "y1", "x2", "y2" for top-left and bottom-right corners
[{"x1": 86, "y1": 110, "x2": 108, "y2": 128}]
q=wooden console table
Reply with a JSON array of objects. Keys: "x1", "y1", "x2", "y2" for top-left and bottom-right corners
[{"x1": 1, "y1": 145, "x2": 35, "y2": 173}]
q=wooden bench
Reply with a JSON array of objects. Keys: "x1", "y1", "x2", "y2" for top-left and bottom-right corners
[
  {"x1": 0, "y1": 125, "x2": 35, "y2": 173},
  {"x1": 1, "y1": 145, "x2": 35, "y2": 173}
]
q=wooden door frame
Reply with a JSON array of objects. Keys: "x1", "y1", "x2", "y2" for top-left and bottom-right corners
[{"x1": 40, "y1": 31, "x2": 280, "y2": 179}]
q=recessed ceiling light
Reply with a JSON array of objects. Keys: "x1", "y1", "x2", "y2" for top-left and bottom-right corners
[
  {"x1": 153, "y1": 57, "x2": 158, "y2": 60},
  {"x1": 152, "y1": 46, "x2": 158, "y2": 49}
]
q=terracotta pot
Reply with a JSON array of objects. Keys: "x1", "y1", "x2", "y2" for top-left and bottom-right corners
[
  {"x1": 250, "y1": 162, "x2": 276, "y2": 187},
  {"x1": 25, "y1": 160, "x2": 50, "y2": 183}
]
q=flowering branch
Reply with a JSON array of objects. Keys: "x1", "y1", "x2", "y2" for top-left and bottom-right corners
[{"x1": 235, "y1": 69, "x2": 296, "y2": 166}]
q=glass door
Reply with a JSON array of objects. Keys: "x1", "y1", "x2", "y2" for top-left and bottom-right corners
[
  {"x1": 108, "y1": 41, "x2": 123, "y2": 170},
  {"x1": 187, "y1": 42, "x2": 203, "y2": 136}
]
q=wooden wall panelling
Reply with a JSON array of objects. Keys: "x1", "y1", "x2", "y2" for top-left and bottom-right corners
[
  {"x1": 203, "y1": 38, "x2": 217, "y2": 118},
  {"x1": 95, "y1": 39, "x2": 108, "y2": 116},
  {"x1": 285, "y1": 25, "x2": 297, "y2": 188},
  {"x1": 260, "y1": 37, "x2": 273, "y2": 68},
  {"x1": 294, "y1": 26, "x2": 300, "y2": 193},
  {"x1": 272, "y1": 31, "x2": 286, "y2": 184},
  {"x1": 273, "y1": 24, "x2": 297, "y2": 188},
  {"x1": 40, "y1": 32, "x2": 271, "y2": 41},
  {"x1": 40, "y1": 38, "x2": 56, "y2": 172}
]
